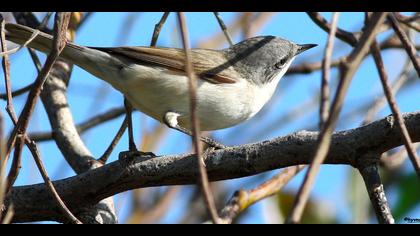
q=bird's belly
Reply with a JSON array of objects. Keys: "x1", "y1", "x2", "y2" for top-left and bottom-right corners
[{"x1": 121, "y1": 70, "x2": 255, "y2": 131}]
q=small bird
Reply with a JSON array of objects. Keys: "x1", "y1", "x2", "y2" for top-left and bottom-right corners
[{"x1": 5, "y1": 23, "x2": 316, "y2": 147}]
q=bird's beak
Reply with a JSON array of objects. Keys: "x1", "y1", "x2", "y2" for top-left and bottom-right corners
[{"x1": 296, "y1": 44, "x2": 317, "y2": 55}]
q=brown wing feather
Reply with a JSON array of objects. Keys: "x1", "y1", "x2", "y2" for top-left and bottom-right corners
[{"x1": 90, "y1": 46, "x2": 239, "y2": 84}]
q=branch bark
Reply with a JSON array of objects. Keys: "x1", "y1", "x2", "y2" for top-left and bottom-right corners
[
  {"x1": 359, "y1": 162, "x2": 395, "y2": 224},
  {"x1": 4, "y1": 111, "x2": 420, "y2": 223}
]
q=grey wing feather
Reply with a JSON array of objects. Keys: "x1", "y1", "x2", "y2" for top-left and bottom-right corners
[{"x1": 90, "y1": 46, "x2": 240, "y2": 84}]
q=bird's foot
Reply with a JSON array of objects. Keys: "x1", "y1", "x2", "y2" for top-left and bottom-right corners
[{"x1": 118, "y1": 150, "x2": 157, "y2": 163}]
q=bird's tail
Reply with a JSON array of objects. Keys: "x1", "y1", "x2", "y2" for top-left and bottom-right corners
[
  {"x1": 6, "y1": 23, "x2": 86, "y2": 63},
  {"x1": 5, "y1": 23, "x2": 120, "y2": 86}
]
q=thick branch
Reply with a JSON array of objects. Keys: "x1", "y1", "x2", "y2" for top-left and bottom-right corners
[
  {"x1": 359, "y1": 163, "x2": 394, "y2": 224},
  {"x1": 5, "y1": 111, "x2": 420, "y2": 223}
]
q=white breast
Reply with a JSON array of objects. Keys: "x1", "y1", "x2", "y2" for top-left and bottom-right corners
[{"x1": 106, "y1": 57, "x2": 294, "y2": 131}]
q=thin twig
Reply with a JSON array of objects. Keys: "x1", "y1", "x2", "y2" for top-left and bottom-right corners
[
  {"x1": 27, "y1": 139, "x2": 82, "y2": 224},
  {"x1": 0, "y1": 18, "x2": 12, "y2": 128},
  {"x1": 150, "y1": 12, "x2": 170, "y2": 47},
  {"x1": 370, "y1": 40, "x2": 420, "y2": 178},
  {"x1": 0, "y1": 19, "x2": 18, "y2": 133},
  {"x1": 287, "y1": 35, "x2": 419, "y2": 76},
  {"x1": 307, "y1": 12, "x2": 358, "y2": 46},
  {"x1": 286, "y1": 12, "x2": 388, "y2": 224},
  {"x1": 28, "y1": 48, "x2": 43, "y2": 72},
  {"x1": 380, "y1": 144, "x2": 420, "y2": 170},
  {"x1": 362, "y1": 59, "x2": 412, "y2": 125},
  {"x1": 358, "y1": 162, "x2": 394, "y2": 224},
  {"x1": 320, "y1": 12, "x2": 339, "y2": 128},
  {"x1": 30, "y1": 106, "x2": 125, "y2": 142},
  {"x1": 0, "y1": 84, "x2": 33, "y2": 100},
  {"x1": 1, "y1": 100, "x2": 81, "y2": 223},
  {"x1": 213, "y1": 12, "x2": 233, "y2": 46},
  {"x1": 198, "y1": 12, "x2": 274, "y2": 49},
  {"x1": 177, "y1": 12, "x2": 220, "y2": 224},
  {"x1": 387, "y1": 13, "x2": 420, "y2": 77},
  {"x1": 1, "y1": 204, "x2": 13, "y2": 224},
  {"x1": 4, "y1": 135, "x2": 23, "y2": 195},
  {"x1": 398, "y1": 21, "x2": 420, "y2": 32},
  {"x1": 380, "y1": 34, "x2": 420, "y2": 50},
  {"x1": 395, "y1": 13, "x2": 420, "y2": 24},
  {"x1": 39, "y1": 12, "x2": 53, "y2": 29},
  {"x1": 0, "y1": 19, "x2": 22, "y2": 196},
  {"x1": 394, "y1": 13, "x2": 420, "y2": 32},
  {"x1": 1, "y1": 19, "x2": 38, "y2": 219},
  {"x1": 0, "y1": 28, "x2": 41, "y2": 57},
  {"x1": 219, "y1": 165, "x2": 305, "y2": 224},
  {"x1": 98, "y1": 116, "x2": 128, "y2": 164}
]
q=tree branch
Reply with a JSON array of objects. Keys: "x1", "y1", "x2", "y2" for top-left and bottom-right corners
[
  {"x1": 98, "y1": 115, "x2": 128, "y2": 164},
  {"x1": 219, "y1": 165, "x2": 305, "y2": 224},
  {"x1": 213, "y1": 12, "x2": 233, "y2": 46},
  {"x1": 358, "y1": 162, "x2": 395, "y2": 224},
  {"x1": 4, "y1": 111, "x2": 420, "y2": 223},
  {"x1": 150, "y1": 12, "x2": 170, "y2": 47},
  {"x1": 0, "y1": 83, "x2": 33, "y2": 100},
  {"x1": 320, "y1": 12, "x2": 339, "y2": 128}
]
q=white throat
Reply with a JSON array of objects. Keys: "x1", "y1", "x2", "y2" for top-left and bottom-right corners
[{"x1": 249, "y1": 56, "x2": 296, "y2": 117}]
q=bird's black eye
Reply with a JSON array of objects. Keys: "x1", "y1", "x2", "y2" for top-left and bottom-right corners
[{"x1": 274, "y1": 58, "x2": 288, "y2": 69}]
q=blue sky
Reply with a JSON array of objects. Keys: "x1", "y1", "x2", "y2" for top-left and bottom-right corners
[{"x1": 2, "y1": 12, "x2": 419, "y2": 223}]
